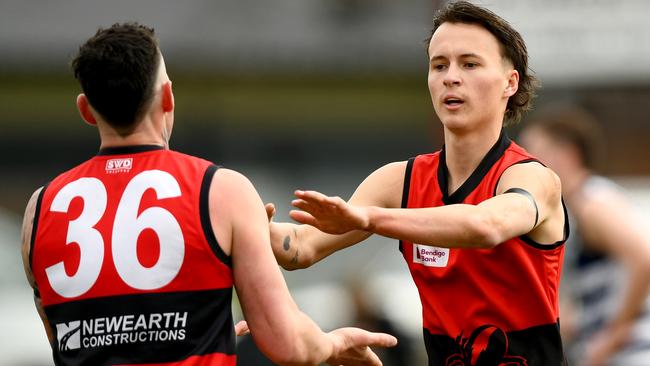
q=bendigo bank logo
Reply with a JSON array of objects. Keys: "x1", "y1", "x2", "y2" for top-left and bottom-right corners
[
  {"x1": 413, "y1": 244, "x2": 449, "y2": 267},
  {"x1": 56, "y1": 321, "x2": 81, "y2": 351},
  {"x1": 106, "y1": 158, "x2": 133, "y2": 173}
]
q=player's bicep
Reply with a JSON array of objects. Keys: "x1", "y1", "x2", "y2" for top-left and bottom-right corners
[
  {"x1": 349, "y1": 161, "x2": 408, "y2": 208},
  {"x1": 21, "y1": 187, "x2": 42, "y2": 290},
  {"x1": 498, "y1": 163, "x2": 560, "y2": 224},
  {"x1": 480, "y1": 162, "x2": 562, "y2": 240},
  {"x1": 219, "y1": 171, "x2": 299, "y2": 345},
  {"x1": 21, "y1": 187, "x2": 53, "y2": 341}
]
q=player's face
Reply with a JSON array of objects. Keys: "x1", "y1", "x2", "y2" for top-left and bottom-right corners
[{"x1": 427, "y1": 22, "x2": 517, "y2": 132}]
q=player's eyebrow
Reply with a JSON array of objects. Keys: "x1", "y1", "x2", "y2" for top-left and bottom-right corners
[
  {"x1": 429, "y1": 53, "x2": 484, "y2": 63},
  {"x1": 459, "y1": 53, "x2": 482, "y2": 59},
  {"x1": 429, "y1": 55, "x2": 447, "y2": 63}
]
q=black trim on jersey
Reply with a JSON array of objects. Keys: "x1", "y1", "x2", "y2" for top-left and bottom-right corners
[
  {"x1": 401, "y1": 158, "x2": 415, "y2": 209},
  {"x1": 519, "y1": 198, "x2": 570, "y2": 250},
  {"x1": 399, "y1": 158, "x2": 415, "y2": 254},
  {"x1": 488, "y1": 158, "x2": 568, "y2": 250},
  {"x1": 46, "y1": 288, "x2": 235, "y2": 365},
  {"x1": 438, "y1": 130, "x2": 511, "y2": 205},
  {"x1": 97, "y1": 145, "x2": 165, "y2": 156},
  {"x1": 29, "y1": 183, "x2": 49, "y2": 271},
  {"x1": 492, "y1": 158, "x2": 540, "y2": 197},
  {"x1": 200, "y1": 164, "x2": 232, "y2": 267}
]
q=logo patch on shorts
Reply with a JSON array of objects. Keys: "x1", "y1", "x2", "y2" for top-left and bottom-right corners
[
  {"x1": 413, "y1": 244, "x2": 449, "y2": 267},
  {"x1": 106, "y1": 158, "x2": 133, "y2": 173},
  {"x1": 56, "y1": 321, "x2": 81, "y2": 351}
]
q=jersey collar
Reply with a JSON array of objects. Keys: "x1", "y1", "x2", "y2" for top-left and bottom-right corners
[
  {"x1": 438, "y1": 129, "x2": 511, "y2": 205},
  {"x1": 97, "y1": 145, "x2": 165, "y2": 156}
]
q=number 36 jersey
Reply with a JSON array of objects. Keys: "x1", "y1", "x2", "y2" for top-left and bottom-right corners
[{"x1": 30, "y1": 145, "x2": 235, "y2": 365}]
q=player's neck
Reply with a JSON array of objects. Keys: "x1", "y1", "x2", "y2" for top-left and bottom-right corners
[
  {"x1": 443, "y1": 125, "x2": 502, "y2": 194},
  {"x1": 97, "y1": 116, "x2": 169, "y2": 150}
]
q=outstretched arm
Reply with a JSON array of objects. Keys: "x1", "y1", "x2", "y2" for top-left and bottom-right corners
[
  {"x1": 20, "y1": 187, "x2": 53, "y2": 343},
  {"x1": 270, "y1": 161, "x2": 407, "y2": 269},
  {"x1": 211, "y1": 169, "x2": 396, "y2": 365},
  {"x1": 291, "y1": 162, "x2": 566, "y2": 249}
]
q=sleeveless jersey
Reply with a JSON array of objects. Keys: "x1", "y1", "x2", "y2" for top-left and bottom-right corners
[
  {"x1": 400, "y1": 131, "x2": 569, "y2": 365},
  {"x1": 30, "y1": 145, "x2": 236, "y2": 365},
  {"x1": 564, "y1": 176, "x2": 650, "y2": 363}
]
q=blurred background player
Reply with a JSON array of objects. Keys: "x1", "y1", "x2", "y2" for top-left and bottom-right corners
[
  {"x1": 20, "y1": 22, "x2": 396, "y2": 366},
  {"x1": 520, "y1": 105, "x2": 650, "y2": 366},
  {"x1": 266, "y1": 2, "x2": 569, "y2": 365}
]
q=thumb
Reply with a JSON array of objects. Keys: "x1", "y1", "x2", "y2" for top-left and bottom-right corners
[
  {"x1": 333, "y1": 327, "x2": 398, "y2": 348},
  {"x1": 234, "y1": 320, "x2": 250, "y2": 336},
  {"x1": 265, "y1": 203, "x2": 276, "y2": 222}
]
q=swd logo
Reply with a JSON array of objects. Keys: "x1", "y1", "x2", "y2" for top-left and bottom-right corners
[
  {"x1": 56, "y1": 321, "x2": 81, "y2": 351},
  {"x1": 106, "y1": 158, "x2": 133, "y2": 173}
]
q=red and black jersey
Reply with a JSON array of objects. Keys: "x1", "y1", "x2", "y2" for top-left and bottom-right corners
[
  {"x1": 30, "y1": 145, "x2": 235, "y2": 366},
  {"x1": 400, "y1": 131, "x2": 569, "y2": 366}
]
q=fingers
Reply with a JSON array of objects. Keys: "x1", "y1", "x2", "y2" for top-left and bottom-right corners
[
  {"x1": 264, "y1": 203, "x2": 276, "y2": 221},
  {"x1": 234, "y1": 320, "x2": 250, "y2": 336},
  {"x1": 347, "y1": 330, "x2": 398, "y2": 349},
  {"x1": 289, "y1": 209, "x2": 318, "y2": 227},
  {"x1": 364, "y1": 348, "x2": 382, "y2": 366},
  {"x1": 370, "y1": 333, "x2": 398, "y2": 348},
  {"x1": 295, "y1": 190, "x2": 343, "y2": 206},
  {"x1": 291, "y1": 198, "x2": 327, "y2": 218},
  {"x1": 327, "y1": 328, "x2": 396, "y2": 366}
]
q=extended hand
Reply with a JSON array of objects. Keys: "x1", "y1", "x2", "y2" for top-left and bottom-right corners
[
  {"x1": 326, "y1": 327, "x2": 397, "y2": 366},
  {"x1": 290, "y1": 190, "x2": 370, "y2": 235}
]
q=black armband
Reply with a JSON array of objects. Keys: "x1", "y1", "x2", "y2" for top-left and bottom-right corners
[{"x1": 504, "y1": 187, "x2": 539, "y2": 228}]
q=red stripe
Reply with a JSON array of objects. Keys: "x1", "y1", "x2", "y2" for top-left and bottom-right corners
[{"x1": 117, "y1": 352, "x2": 236, "y2": 366}]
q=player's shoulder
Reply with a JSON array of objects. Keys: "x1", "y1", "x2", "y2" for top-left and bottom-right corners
[
  {"x1": 500, "y1": 161, "x2": 562, "y2": 197},
  {"x1": 211, "y1": 168, "x2": 258, "y2": 198},
  {"x1": 24, "y1": 186, "x2": 45, "y2": 219},
  {"x1": 368, "y1": 160, "x2": 409, "y2": 182},
  {"x1": 377, "y1": 160, "x2": 409, "y2": 172}
]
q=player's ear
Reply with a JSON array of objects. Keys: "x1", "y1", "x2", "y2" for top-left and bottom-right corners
[
  {"x1": 504, "y1": 69, "x2": 519, "y2": 98},
  {"x1": 76, "y1": 94, "x2": 97, "y2": 126},
  {"x1": 161, "y1": 81, "x2": 174, "y2": 113}
]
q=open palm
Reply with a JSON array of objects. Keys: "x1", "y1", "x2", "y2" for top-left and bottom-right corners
[{"x1": 290, "y1": 190, "x2": 369, "y2": 234}]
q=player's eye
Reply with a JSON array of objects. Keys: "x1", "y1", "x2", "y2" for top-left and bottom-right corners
[
  {"x1": 464, "y1": 62, "x2": 478, "y2": 69},
  {"x1": 432, "y1": 64, "x2": 447, "y2": 71}
]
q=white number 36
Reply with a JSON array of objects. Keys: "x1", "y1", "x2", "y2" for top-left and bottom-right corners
[{"x1": 45, "y1": 170, "x2": 185, "y2": 298}]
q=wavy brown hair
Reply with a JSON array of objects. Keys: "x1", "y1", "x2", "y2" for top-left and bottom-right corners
[{"x1": 428, "y1": 1, "x2": 539, "y2": 125}]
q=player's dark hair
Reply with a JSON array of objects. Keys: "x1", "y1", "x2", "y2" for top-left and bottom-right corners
[
  {"x1": 71, "y1": 22, "x2": 160, "y2": 135},
  {"x1": 527, "y1": 105, "x2": 605, "y2": 169},
  {"x1": 428, "y1": 1, "x2": 539, "y2": 125}
]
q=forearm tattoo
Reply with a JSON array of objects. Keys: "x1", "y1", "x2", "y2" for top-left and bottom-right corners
[
  {"x1": 282, "y1": 229, "x2": 299, "y2": 264},
  {"x1": 283, "y1": 235, "x2": 291, "y2": 251}
]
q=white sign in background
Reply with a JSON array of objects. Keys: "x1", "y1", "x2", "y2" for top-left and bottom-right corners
[{"x1": 479, "y1": 0, "x2": 650, "y2": 84}]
